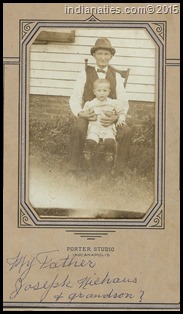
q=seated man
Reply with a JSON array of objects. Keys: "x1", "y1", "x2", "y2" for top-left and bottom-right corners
[{"x1": 69, "y1": 37, "x2": 131, "y2": 176}]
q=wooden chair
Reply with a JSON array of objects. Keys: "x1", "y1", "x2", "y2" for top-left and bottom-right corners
[
  {"x1": 84, "y1": 58, "x2": 130, "y2": 88},
  {"x1": 110, "y1": 66, "x2": 130, "y2": 88},
  {"x1": 82, "y1": 59, "x2": 130, "y2": 174}
]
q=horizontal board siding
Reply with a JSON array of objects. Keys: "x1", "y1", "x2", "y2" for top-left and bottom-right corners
[
  {"x1": 30, "y1": 78, "x2": 74, "y2": 88},
  {"x1": 31, "y1": 45, "x2": 156, "y2": 58},
  {"x1": 126, "y1": 84, "x2": 154, "y2": 93},
  {"x1": 30, "y1": 52, "x2": 155, "y2": 67},
  {"x1": 128, "y1": 75, "x2": 155, "y2": 85},
  {"x1": 37, "y1": 28, "x2": 151, "y2": 39},
  {"x1": 76, "y1": 28, "x2": 151, "y2": 39},
  {"x1": 74, "y1": 37, "x2": 155, "y2": 48},
  {"x1": 29, "y1": 29, "x2": 156, "y2": 101},
  {"x1": 30, "y1": 61, "x2": 155, "y2": 76},
  {"x1": 30, "y1": 86, "x2": 155, "y2": 102},
  {"x1": 30, "y1": 69, "x2": 79, "y2": 80},
  {"x1": 30, "y1": 69, "x2": 155, "y2": 84},
  {"x1": 30, "y1": 78, "x2": 155, "y2": 94}
]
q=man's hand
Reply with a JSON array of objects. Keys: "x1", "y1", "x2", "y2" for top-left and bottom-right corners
[
  {"x1": 100, "y1": 111, "x2": 119, "y2": 127},
  {"x1": 78, "y1": 109, "x2": 97, "y2": 121},
  {"x1": 116, "y1": 119, "x2": 126, "y2": 127}
]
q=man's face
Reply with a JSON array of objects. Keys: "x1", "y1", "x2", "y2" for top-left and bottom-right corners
[
  {"x1": 93, "y1": 49, "x2": 112, "y2": 68},
  {"x1": 93, "y1": 83, "x2": 110, "y2": 101}
]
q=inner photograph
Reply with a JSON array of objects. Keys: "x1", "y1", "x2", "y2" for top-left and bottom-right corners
[{"x1": 28, "y1": 27, "x2": 156, "y2": 219}]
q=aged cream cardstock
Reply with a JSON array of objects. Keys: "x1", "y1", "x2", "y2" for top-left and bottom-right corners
[{"x1": 3, "y1": 3, "x2": 180, "y2": 311}]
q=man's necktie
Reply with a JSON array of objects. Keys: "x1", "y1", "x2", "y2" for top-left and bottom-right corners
[{"x1": 97, "y1": 69, "x2": 106, "y2": 74}]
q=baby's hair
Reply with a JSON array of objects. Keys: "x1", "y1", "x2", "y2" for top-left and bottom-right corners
[{"x1": 93, "y1": 78, "x2": 110, "y2": 89}]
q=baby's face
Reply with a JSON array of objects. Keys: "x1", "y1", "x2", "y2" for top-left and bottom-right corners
[{"x1": 93, "y1": 83, "x2": 110, "y2": 101}]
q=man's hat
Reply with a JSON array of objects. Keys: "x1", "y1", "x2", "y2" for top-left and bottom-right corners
[{"x1": 90, "y1": 38, "x2": 116, "y2": 56}]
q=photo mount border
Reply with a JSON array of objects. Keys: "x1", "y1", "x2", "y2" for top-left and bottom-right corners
[
  {"x1": 19, "y1": 18, "x2": 165, "y2": 229},
  {"x1": 3, "y1": 11, "x2": 179, "y2": 310}
]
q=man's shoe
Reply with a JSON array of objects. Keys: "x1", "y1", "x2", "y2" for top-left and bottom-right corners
[
  {"x1": 111, "y1": 169, "x2": 127, "y2": 180},
  {"x1": 83, "y1": 150, "x2": 92, "y2": 161},
  {"x1": 66, "y1": 163, "x2": 79, "y2": 174},
  {"x1": 118, "y1": 170, "x2": 127, "y2": 179},
  {"x1": 105, "y1": 152, "x2": 114, "y2": 164}
]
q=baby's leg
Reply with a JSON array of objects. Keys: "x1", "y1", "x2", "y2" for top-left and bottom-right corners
[
  {"x1": 86, "y1": 133, "x2": 99, "y2": 144},
  {"x1": 103, "y1": 138, "x2": 116, "y2": 153},
  {"x1": 84, "y1": 136, "x2": 98, "y2": 161},
  {"x1": 103, "y1": 138, "x2": 116, "y2": 165},
  {"x1": 85, "y1": 139, "x2": 98, "y2": 151}
]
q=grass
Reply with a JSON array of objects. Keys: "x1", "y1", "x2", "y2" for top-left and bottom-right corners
[
  {"x1": 28, "y1": 95, "x2": 155, "y2": 219},
  {"x1": 29, "y1": 152, "x2": 154, "y2": 219}
]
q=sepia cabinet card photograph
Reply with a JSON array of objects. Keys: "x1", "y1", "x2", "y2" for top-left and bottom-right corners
[{"x1": 3, "y1": 3, "x2": 180, "y2": 311}]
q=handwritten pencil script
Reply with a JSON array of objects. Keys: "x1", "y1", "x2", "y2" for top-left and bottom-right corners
[{"x1": 6, "y1": 250, "x2": 145, "y2": 303}]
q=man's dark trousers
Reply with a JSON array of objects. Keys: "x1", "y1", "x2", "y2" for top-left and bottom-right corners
[{"x1": 69, "y1": 117, "x2": 131, "y2": 172}]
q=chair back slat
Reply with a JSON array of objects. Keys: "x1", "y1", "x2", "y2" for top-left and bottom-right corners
[
  {"x1": 84, "y1": 58, "x2": 88, "y2": 71},
  {"x1": 84, "y1": 60, "x2": 130, "y2": 88},
  {"x1": 110, "y1": 66, "x2": 130, "y2": 88}
]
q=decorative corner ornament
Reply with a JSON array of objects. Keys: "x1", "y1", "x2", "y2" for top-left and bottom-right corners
[
  {"x1": 151, "y1": 22, "x2": 166, "y2": 41},
  {"x1": 149, "y1": 210, "x2": 164, "y2": 228},
  {"x1": 21, "y1": 22, "x2": 35, "y2": 39},
  {"x1": 19, "y1": 209, "x2": 33, "y2": 226}
]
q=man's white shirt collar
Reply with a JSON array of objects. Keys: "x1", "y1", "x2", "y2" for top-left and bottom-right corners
[{"x1": 95, "y1": 66, "x2": 108, "y2": 73}]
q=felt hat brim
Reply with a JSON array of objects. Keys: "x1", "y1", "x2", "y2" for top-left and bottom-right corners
[{"x1": 91, "y1": 46, "x2": 116, "y2": 56}]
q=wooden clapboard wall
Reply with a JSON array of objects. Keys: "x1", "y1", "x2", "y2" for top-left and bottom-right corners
[{"x1": 29, "y1": 28, "x2": 156, "y2": 102}]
